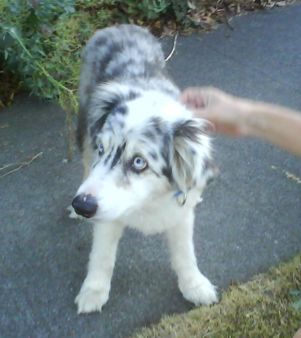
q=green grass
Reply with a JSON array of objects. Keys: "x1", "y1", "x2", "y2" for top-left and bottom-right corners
[{"x1": 133, "y1": 254, "x2": 301, "y2": 338}]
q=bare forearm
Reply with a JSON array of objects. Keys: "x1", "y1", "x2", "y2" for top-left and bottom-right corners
[{"x1": 242, "y1": 100, "x2": 301, "y2": 156}]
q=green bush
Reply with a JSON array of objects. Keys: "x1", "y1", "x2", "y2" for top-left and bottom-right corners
[
  {"x1": 119, "y1": 0, "x2": 188, "y2": 22},
  {"x1": 1, "y1": 0, "x2": 87, "y2": 110},
  {"x1": 0, "y1": 0, "x2": 190, "y2": 110}
]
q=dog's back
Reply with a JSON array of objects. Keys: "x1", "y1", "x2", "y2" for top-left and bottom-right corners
[
  {"x1": 79, "y1": 25, "x2": 165, "y2": 106},
  {"x1": 77, "y1": 25, "x2": 178, "y2": 150}
]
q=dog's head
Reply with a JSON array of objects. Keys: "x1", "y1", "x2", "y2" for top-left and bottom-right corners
[{"x1": 72, "y1": 85, "x2": 215, "y2": 222}]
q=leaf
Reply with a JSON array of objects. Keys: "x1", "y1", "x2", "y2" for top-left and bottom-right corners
[
  {"x1": 289, "y1": 290, "x2": 301, "y2": 297},
  {"x1": 291, "y1": 299, "x2": 301, "y2": 311}
]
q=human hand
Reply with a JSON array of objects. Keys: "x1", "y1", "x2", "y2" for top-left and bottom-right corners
[{"x1": 181, "y1": 87, "x2": 251, "y2": 136}]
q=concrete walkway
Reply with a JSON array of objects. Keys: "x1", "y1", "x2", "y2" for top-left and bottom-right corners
[{"x1": 1, "y1": 4, "x2": 301, "y2": 338}]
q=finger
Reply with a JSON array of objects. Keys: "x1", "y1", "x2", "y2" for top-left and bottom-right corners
[{"x1": 181, "y1": 89, "x2": 206, "y2": 109}]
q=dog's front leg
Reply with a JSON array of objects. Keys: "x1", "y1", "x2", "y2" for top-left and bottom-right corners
[
  {"x1": 166, "y1": 211, "x2": 218, "y2": 306},
  {"x1": 75, "y1": 222, "x2": 123, "y2": 314}
]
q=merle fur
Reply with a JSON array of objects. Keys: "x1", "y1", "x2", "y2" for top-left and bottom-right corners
[{"x1": 77, "y1": 25, "x2": 179, "y2": 151}]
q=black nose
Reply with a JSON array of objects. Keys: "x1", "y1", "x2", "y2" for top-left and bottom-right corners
[{"x1": 72, "y1": 194, "x2": 98, "y2": 218}]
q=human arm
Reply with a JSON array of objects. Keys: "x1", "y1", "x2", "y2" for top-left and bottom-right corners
[{"x1": 181, "y1": 87, "x2": 301, "y2": 157}]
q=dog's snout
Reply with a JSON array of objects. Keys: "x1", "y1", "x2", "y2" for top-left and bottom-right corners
[{"x1": 72, "y1": 194, "x2": 98, "y2": 218}]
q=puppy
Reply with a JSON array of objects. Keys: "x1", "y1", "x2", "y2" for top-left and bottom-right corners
[{"x1": 72, "y1": 24, "x2": 218, "y2": 314}]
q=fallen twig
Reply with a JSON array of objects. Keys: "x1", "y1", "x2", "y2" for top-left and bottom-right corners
[
  {"x1": 165, "y1": 31, "x2": 179, "y2": 62},
  {"x1": 271, "y1": 165, "x2": 301, "y2": 185},
  {"x1": 0, "y1": 152, "x2": 43, "y2": 178}
]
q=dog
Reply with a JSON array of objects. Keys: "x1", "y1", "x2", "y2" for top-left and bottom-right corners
[{"x1": 72, "y1": 24, "x2": 218, "y2": 314}]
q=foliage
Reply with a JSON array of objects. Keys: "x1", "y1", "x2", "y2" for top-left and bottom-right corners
[
  {"x1": 1, "y1": 0, "x2": 87, "y2": 110},
  {"x1": 0, "y1": 0, "x2": 111, "y2": 158},
  {"x1": 0, "y1": 0, "x2": 190, "y2": 110},
  {"x1": 117, "y1": 0, "x2": 188, "y2": 22}
]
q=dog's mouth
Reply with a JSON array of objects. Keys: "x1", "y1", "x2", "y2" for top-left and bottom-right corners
[{"x1": 74, "y1": 210, "x2": 95, "y2": 219}]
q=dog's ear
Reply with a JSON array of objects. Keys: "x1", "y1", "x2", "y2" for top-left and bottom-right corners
[{"x1": 171, "y1": 119, "x2": 212, "y2": 194}]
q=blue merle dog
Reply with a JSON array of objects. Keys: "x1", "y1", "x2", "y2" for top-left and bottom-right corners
[{"x1": 71, "y1": 24, "x2": 217, "y2": 313}]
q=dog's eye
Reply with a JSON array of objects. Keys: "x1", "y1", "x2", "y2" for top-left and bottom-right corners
[
  {"x1": 98, "y1": 143, "x2": 104, "y2": 156},
  {"x1": 131, "y1": 156, "x2": 148, "y2": 173}
]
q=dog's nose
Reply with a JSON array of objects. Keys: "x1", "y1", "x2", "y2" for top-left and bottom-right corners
[{"x1": 72, "y1": 194, "x2": 98, "y2": 218}]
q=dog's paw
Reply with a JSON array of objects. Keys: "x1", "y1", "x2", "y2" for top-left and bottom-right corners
[
  {"x1": 75, "y1": 287, "x2": 109, "y2": 314},
  {"x1": 67, "y1": 205, "x2": 83, "y2": 220},
  {"x1": 179, "y1": 274, "x2": 218, "y2": 306}
]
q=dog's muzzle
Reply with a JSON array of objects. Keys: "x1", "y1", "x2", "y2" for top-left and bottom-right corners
[{"x1": 72, "y1": 194, "x2": 98, "y2": 218}]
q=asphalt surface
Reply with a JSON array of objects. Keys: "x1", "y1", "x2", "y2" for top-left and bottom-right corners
[{"x1": 1, "y1": 4, "x2": 301, "y2": 338}]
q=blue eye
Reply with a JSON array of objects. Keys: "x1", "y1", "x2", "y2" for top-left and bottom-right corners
[
  {"x1": 131, "y1": 156, "x2": 148, "y2": 173},
  {"x1": 98, "y1": 143, "x2": 104, "y2": 156}
]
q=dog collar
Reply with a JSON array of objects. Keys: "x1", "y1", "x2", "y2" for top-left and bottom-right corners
[{"x1": 174, "y1": 191, "x2": 187, "y2": 206}]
